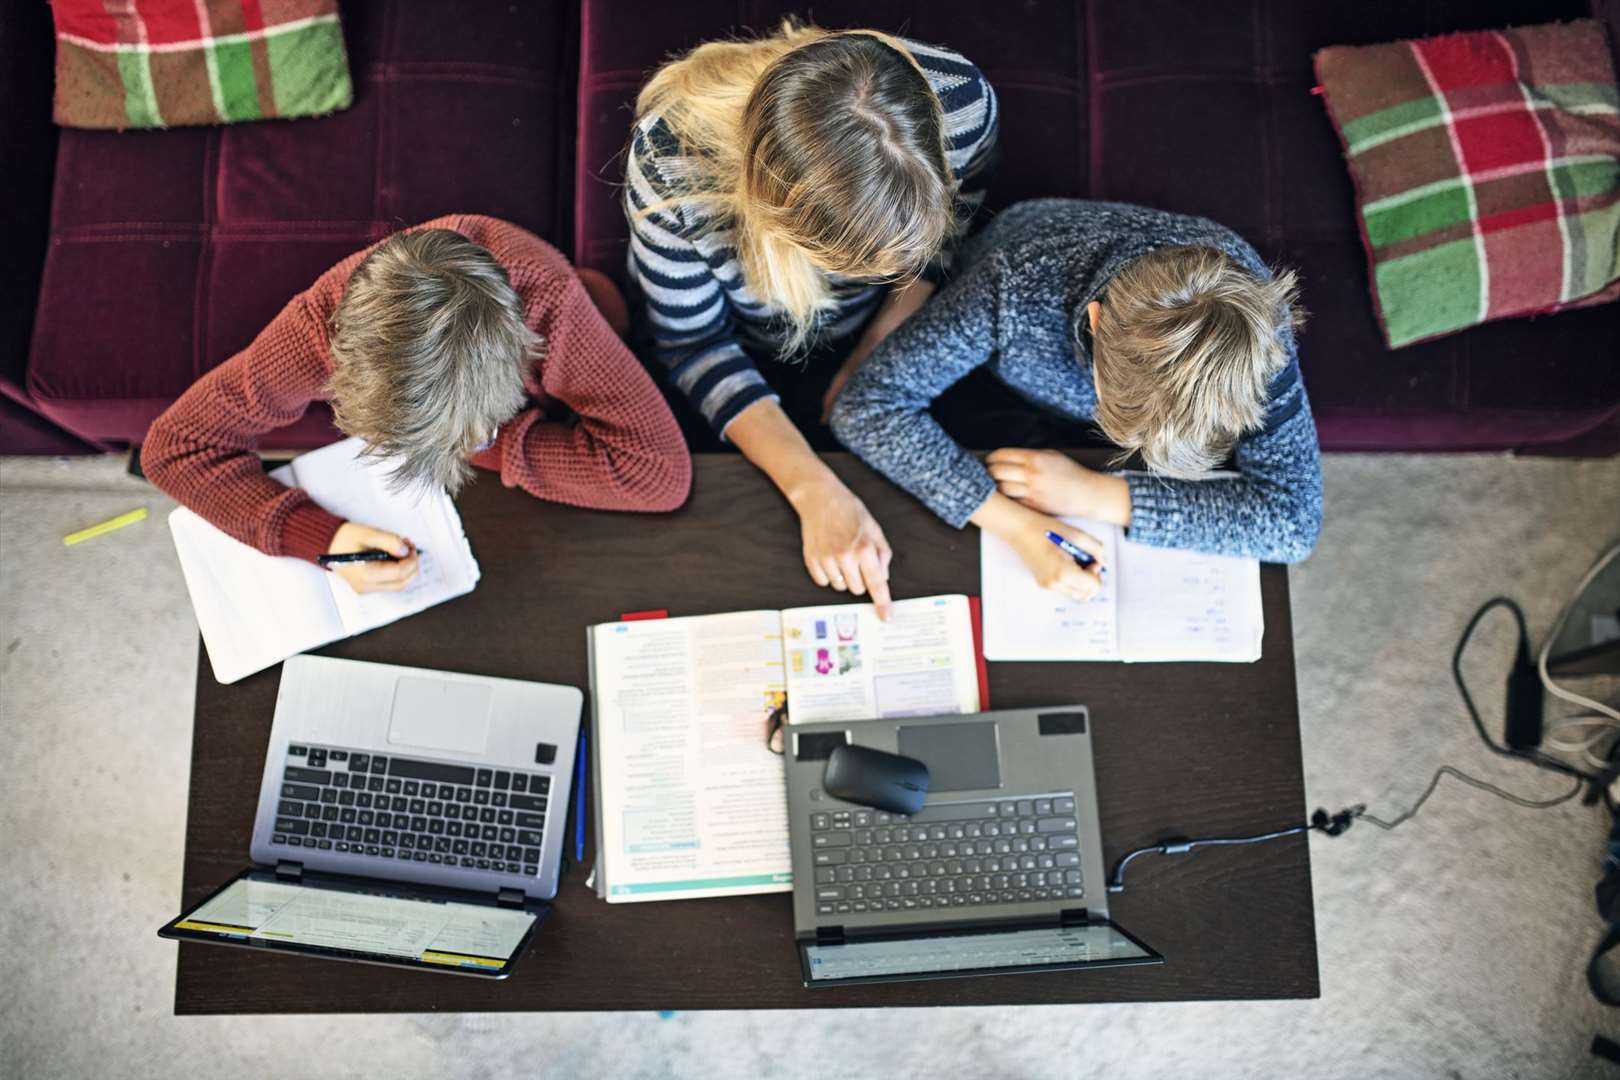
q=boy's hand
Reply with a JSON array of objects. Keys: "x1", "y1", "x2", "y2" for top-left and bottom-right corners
[
  {"x1": 971, "y1": 492, "x2": 1105, "y2": 602},
  {"x1": 986, "y1": 448, "x2": 1132, "y2": 526},
  {"x1": 1010, "y1": 515, "x2": 1105, "y2": 602},
  {"x1": 325, "y1": 522, "x2": 419, "y2": 594}
]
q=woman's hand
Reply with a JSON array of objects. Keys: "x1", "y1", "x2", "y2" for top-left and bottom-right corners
[
  {"x1": 986, "y1": 448, "x2": 1132, "y2": 526},
  {"x1": 971, "y1": 491, "x2": 1105, "y2": 602},
  {"x1": 325, "y1": 522, "x2": 419, "y2": 594},
  {"x1": 790, "y1": 477, "x2": 894, "y2": 619}
]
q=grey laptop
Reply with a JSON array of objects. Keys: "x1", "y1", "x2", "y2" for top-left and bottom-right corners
[
  {"x1": 786, "y1": 705, "x2": 1162, "y2": 986},
  {"x1": 159, "y1": 655, "x2": 581, "y2": 977}
]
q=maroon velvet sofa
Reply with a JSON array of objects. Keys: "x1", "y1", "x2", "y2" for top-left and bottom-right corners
[{"x1": 5, "y1": 0, "x2": 1618, "y2": 456}]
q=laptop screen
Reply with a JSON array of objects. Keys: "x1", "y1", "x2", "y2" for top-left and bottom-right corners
[
  {"x1": 802, "y1": 922, "x2": 1158, "y2": 985},
  {"x1": 164, "y1": 870, "x2": 538, "y2": 976}
]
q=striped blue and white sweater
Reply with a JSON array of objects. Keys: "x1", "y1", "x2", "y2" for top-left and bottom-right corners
[
  {"x1": 624, "y1": 38, "x2": 999, "y2": 437},
  {"x1": 830, "y1": 200, "x2": 1324, "y2": 564}
]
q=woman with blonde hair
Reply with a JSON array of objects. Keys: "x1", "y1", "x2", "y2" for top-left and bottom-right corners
[{"x1": 625, "y1": 21, "x2": 998, "y2": 618}]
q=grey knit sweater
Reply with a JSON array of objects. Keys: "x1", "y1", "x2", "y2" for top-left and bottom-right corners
[{"x1": 829, "y1": 199, "x2": 1323, "y2": 564}]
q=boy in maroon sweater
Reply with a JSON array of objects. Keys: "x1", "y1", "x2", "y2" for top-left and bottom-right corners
[{"x1": 145, "y1": 216, "x2": 691, "y2": 593}]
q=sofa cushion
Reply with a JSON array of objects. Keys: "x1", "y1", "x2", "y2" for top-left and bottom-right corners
[
  {"x1": 51, "y1": 0, "x2": 353, "y2": 130},
  {"x1": 1085, "y1": 0, "x2": 1620, "y2": 450},
  {"x1": 28, "y1": 0, "x2": 577, "y2": 446},
  {"x1": 1315, "y1": 20, "x2": 1620, "y2": 349}
]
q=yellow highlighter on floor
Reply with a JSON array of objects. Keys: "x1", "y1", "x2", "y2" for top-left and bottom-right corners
[{"x1": 63, "y1": 507, "x2": 148, "y2": 546}]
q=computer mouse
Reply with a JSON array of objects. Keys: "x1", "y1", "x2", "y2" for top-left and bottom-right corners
[{"x1": 823, "y1": 744, "x2": 930, "y2": 815}]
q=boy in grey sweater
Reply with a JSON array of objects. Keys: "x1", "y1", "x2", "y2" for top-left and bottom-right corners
[{"x1": 830, "y1": 199, "x2": 1322, "y2": 601}]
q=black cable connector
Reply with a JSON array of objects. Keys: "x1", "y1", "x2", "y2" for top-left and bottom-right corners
[
  {"x1": 1106, "y1": 806, "x2": 1365, "y2": 894},
  {"x1": 1311, "y1": 805, "x2": 1362, "y2": 836}
]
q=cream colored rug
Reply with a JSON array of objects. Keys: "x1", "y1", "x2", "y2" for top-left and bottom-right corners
[{"x1": 1, "y1": 452, "x2": 1615, "y2": 1079}]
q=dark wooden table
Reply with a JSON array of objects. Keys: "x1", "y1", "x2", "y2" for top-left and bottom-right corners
[{"x1": 176, "y1": 452, "x2": 1317, "y2": 1013}]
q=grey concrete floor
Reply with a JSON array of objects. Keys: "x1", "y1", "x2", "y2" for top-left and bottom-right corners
[{"x1": 1, "y1": 452, "x2": 1617, "y2": 1079}]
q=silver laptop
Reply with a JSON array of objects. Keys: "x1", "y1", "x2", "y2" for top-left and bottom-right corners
[
  {"x1": 785, "y1": 705, "x2": 1162, "y2": 986},
  {"x1": 160, "y1": 655, "x2": 582, "y2": 977}
]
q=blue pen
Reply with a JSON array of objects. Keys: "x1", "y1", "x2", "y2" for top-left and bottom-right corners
[
  {"x1": 573, "y1": 725, "x2": 588, "y2": 863},
  {"x1": 1045, "y1": 530, "x2": 1099, "y2": 570}
]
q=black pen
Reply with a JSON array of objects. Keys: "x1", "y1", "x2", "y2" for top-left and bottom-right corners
[{"x1": 316, "y1": 548, "x2": 422, "y2": 567}]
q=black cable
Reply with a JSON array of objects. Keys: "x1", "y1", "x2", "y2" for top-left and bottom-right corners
[
  {"x1": 1107, "y1": 809, "x2": 1358, "y2": 894},
  {"x1": 1106, "y1": 596, "x2": 1606, "y2": 894},
  {"x1": 1451, "y1": 597, "x2": 1604, "y2": 787}
]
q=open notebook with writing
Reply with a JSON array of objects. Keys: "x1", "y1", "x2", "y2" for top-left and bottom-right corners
[
  {"x1": 586, "y1": 595, "x2": 985, "y2": 903},
  {"x1": 981, "y1": 518, "x2": 1263, "y2": 662},
  {"x1": 169, "y1": 437, "x2": 481, "y2": 685}
]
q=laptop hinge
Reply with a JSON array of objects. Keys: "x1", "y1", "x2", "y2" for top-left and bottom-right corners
[
  {"x1": 496, "y1": 887, "x2": 527, "y2": 909},
  {"x1": 275, "y1": 860, "x2": 304, "y2": 883},
  {"x1": 815, "y1": 925, "x2": 845, "y2": 946},
  {"x1": 1060, "y1": 907, "x2": 1091, "y2": 926}
]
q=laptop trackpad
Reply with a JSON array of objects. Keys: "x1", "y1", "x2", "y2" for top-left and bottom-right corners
[
  {"x1": 897, "y1": 722, "x2": 1000, "y2": 792},
  {"x1": 388, "y1": 678, "x2": 492, "y2": 755}
]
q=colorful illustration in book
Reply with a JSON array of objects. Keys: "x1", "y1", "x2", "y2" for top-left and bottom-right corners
[
  {"x1": 837, "y1": 644, "x2": 861, "y2": 675},
  {"x1": 836, "y1": 613, "x2": 857, "y2": 642},
  {"x1": 814, "y1": 647, "x2": 835, "y2": 675}
]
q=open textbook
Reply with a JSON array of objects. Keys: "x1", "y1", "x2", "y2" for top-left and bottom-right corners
[
  {"x1": 169, "y1": 437, "x2": 481, "y2": 685},
  {"x1": 586, "y1": 595, "x2": 983, "y2": 903},
  {"x1": 981, "y1": 518, "x2": 1263, "y2": 662}
]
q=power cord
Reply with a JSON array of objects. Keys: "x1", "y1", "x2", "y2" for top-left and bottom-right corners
[
  {"x1": 1107, "y1": 807, "x2": 1360, "y2": 893},
  {"x1": 1107, "y1": 592, "x2": 1609, "y2": 895},
  {"x1": 1450, "y1": 597, "x2": 1606, "y2": 788},
  {"x1": 1538, "y1": 544, "x2": 1620, "y2": 771},
  {"x1": 1355, "y1": 766, "x2": 1582, "y2": 830}
]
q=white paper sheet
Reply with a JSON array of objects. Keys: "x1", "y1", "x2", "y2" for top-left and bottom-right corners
[
  {"x1": 981, "y1": 518, "x2": 1262, "y2": 663},
  {"x1": 168, "y1": 437, "x2": 480, "y2": 683},
  {"x1": 981, "y1": 518, "x2": 1121, "y2": 661},
  {"x1": 1115, "y1": 539, "x2": 1264, "y2": 662},
  {"x1": 300, "y1": 443, "x2": 481, "y2": 636}
]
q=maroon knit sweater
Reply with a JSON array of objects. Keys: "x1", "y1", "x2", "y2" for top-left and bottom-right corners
[{"x1": 144, "y1": 215, "x2": 691, "y2": 562}]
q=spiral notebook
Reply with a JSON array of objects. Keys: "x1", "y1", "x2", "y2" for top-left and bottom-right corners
[{"x1": 169, "y1": 437, "x2": 481, "y2": 685}]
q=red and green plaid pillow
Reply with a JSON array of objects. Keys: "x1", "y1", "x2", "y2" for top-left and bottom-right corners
[
  {"x1": 1315, "y1": 20, "x2": 1620, "y2": 348},
  {"x1": 52, "y1": 0, "x2": 353, "y2": 130}
]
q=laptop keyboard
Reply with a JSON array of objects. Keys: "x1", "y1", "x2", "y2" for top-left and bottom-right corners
[
  {"x1": 269, "y1": 744, "x2": 550, "y2": 878},
  {"x1": 809, "y1": 795, "x2": 1084, "y2": 917}
]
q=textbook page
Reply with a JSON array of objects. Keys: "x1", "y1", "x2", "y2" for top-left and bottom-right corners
[
  {"x1": 1115, "y1": 539, "x2": 1263, "y2": 662},
  {"x1": 590, "y1": 611, "x2": 793, "y2": 903},
  {"x1": 980, "y1": 519, "x2": 1122, "y2": 661},
  {"x1": 780, "y1": 595, "x2": 982, "y2": 721},
  {"x1": 278, "y1": 438, "x2": 481, "y2": 635}
]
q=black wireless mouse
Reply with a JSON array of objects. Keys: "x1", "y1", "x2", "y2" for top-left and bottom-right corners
[{"x1": 823, "y1": 744, "x2": 930, "y2": 815}]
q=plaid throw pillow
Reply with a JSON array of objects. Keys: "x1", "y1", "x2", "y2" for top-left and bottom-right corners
[
  {"x1": 1315, "y1": 20, "x2": 1620, "y2": 348},
  {"x1": 52, "y1": 0, "x2": 353, "y2": 130}
]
